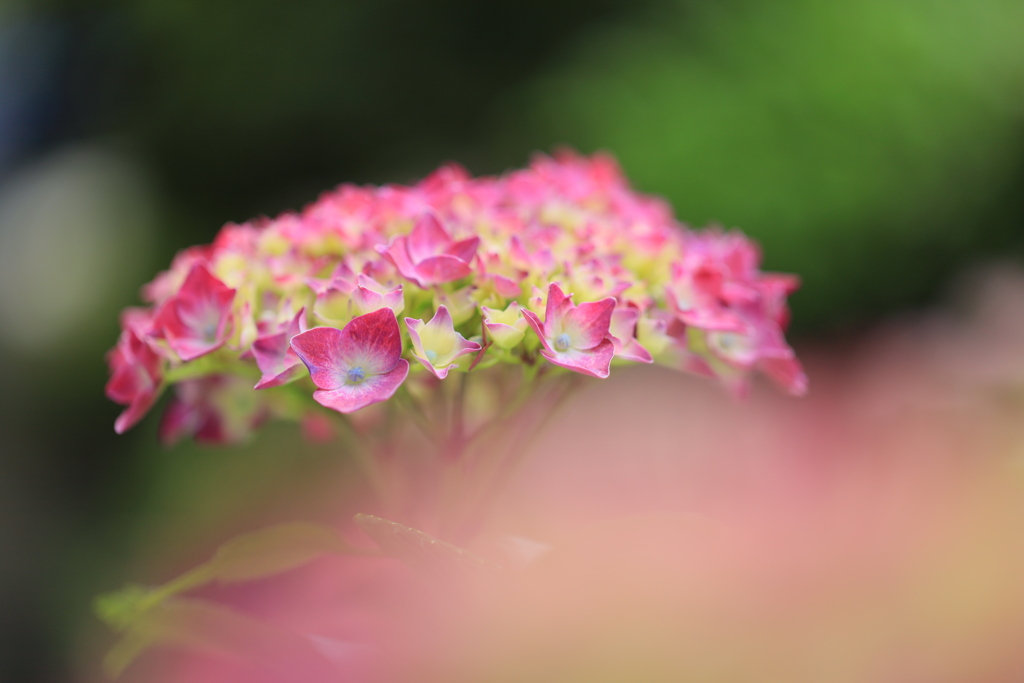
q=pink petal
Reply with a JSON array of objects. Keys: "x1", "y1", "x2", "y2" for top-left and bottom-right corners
[
  {"x1": 253, "y1": 362, "x2": 306, "y2": 390},
  {"x1": 542, "y1": 283, "x2": 575, "y2": 338},
  {"x1": 675, "y1": 306, "x2": 748, "y2": 333},
  {"x1": 114, "y1": 390, "x2": 160, "y2": 435},
  {"x1": 540, "y1": 338, "x2": 615, "y2": 379},
  {"x1": 252, "y1": 309, "x2": 307, "y2": 389},
  {"x1": 153, "y1": 263, "x2": 237, "y2": 361},
  {"x1": 107, "y1": 328, "x2": 164, "y2": 433},
  {"x1": 521, "y1": 309, "x2": 554, "y2": 353},
  {"x1": 562, "y1": 297, "x2": 615, "y2": 350},
  {"x1": 427, "y1": 304, "x2": 454, "y2": 330},
  {"x1": 382, "y1": 236, "x2": 427, "y2": 287},
  {"x1": 405, "y1": 306, "x2": 482, "y2": 378},
  {"x1": 350, "y1": 286, "x2": 384, "y2": 313},
  {"x1": 312, "y1": 360, "x2": 410, "y2": 413},
  {"x1": 609, "y1": 308, "x2": 653, "y2": 363},
  {"x1": 412, "y1": 255, "x2": 473, "y2": 284},
  {"x1": 617, "y1": 339, "x2": 653, "y2": 363},
  {"x1": 407, "y1": 214, "x2": 452, "y2": 264},
  {"x1": 158, "y1": 393, "x2": 200, "y2": 446},
  {"x1": 491, "y1": 273, "x2": 523, "y2": 299},
  {"x1": 445, "y1": 236, "x2": 480, "y2": 264},
  {"x1": 761, "y1": 356, "x2": 808, "y2": 396},
  {"x1": 160, "y1": 330, "x2": 228, "y2": 363}
]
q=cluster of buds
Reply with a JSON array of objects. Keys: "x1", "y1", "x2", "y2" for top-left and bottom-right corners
[{"x1": 106, "y1": 151, "x2": 806, "y2": 443}]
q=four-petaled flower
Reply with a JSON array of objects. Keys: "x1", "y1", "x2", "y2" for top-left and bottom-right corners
[
  {"x1": 405, "y1": 305, "x2": 482, "y2": 379},
  {"x1": 152, "y1": 263, "x2": 237, "y2": 361},
  {"x1": 522, "y1": 283, "x2": 616, "y2": 379},
  {"x1": 481, "y1": 302, "x2": 529, "y2": 349},
  {"x1": 251, "y1": 308, "x2": 309, "y2": 390},
  {"x1": 608, "y1": 307, "x2": 653, "y2": 364},
  {"x1": 106, "y1": 324, "x2": 164, "y2": 434},
  {"x1": 290, "y1": 308, "x2": 410, "y2": 414},
  {"x1": 381, "y1": 214, "x2": 479, "y2": 287},
  {"x1": 351, "y1": 274, "x2": 405, "y2": 317}
]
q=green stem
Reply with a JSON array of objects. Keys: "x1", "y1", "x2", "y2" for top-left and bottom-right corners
[{"x1": 395, "y1": 383, "x2": 440, "y2": 444}]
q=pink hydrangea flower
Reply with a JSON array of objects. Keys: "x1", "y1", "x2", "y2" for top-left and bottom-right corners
[
  {"x1": 522, "y1": 283, "x2": 617, "y2": 379},
  {"x1": 251, "y1": 308, "x2": 309, "y2": 390},
  {"x1": 105, "y1": 325, "x2": 163, "y2": 434},
  {"x1": 351, "y1": 274, "x2": 404, "y2": 317},
  {"x1": 608, "y1": 307, "x2": 653, "y2": 364},
  {"x1": 405, "y1": 305, "x2": 482, "y2": 379},
  {"x1": 151, "y1": 263, "x2": 237, "y2": 361},
  {"x1": 289, "y1": 308, "x2": 410, "y2": 414},
  {"x1": 381, "y1": 214, "x2": 479, "y2": 287},
  {"x1": 481, "y1": 302, "x2": 529, "y2": 350},
  {"x1": 159, "y1": 375, "x2": 267, "y2": 446}
]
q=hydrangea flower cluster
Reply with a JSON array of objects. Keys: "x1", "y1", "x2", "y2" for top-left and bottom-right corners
[{"x1": 106, "y1": 151, "x2": 805, "y2": 443}]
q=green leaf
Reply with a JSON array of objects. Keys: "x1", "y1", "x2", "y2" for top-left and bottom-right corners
[
  {"x1": 95, "y1": 584, "x2": 156, "y2": 632},
  {"x1": 103, "y1": 597, "x2": 338, "y2": 679},
  {"x1": 96, "y1": 523, "x2": 360, "y2": 636},
  {"x1": 353, "y1": 513, "x2": 495, "y2": 577},
  {"x1": 208, "y1": 522, "x2": 356, "y2": 582}
]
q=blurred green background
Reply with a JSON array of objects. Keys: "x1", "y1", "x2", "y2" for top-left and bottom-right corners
[{"x1": 1, "y1": 0, "x2": 1022, "y2": 680}]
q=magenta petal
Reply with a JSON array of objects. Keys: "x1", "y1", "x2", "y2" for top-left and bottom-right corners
[
  {"x1": 445, "y1": 236, "x2": 480, "y2": 264},
  {"x1": 313, "y1": 360, "x2": 410, "y2": 413},
  {"x1": 540, "y1": 338, "x2": 615, "y2": 378},
  {"x1": 413, "y1": 255, "x2": 472, "y2": 284},
  {"x1": 289, "y1": 327, "x2": 348, "y2": 390},
  {"x1": 252, "y1": 332, "x2": 291, "y2": 384},
  {"x1": 563, "y1": 297, "x2": 615, "y2": 350},
  {"x1": 407, "y1": 214, "x2": 452, "y2": 264},
  {"x1": 114, "y1": 391, "x2": 160, "y2": 434},
  {"x1": 337, "y1": 308, "x2": 403, "y2": 375}
]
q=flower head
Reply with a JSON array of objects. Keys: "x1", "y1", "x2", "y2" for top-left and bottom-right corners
[{"x1": 106, "y1": 151, "x2": 806, "y2": 438}]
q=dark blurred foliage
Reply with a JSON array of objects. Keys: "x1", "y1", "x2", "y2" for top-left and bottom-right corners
[{"x1": 0, "y1": 0, "x2": 1022, "y2": 680}]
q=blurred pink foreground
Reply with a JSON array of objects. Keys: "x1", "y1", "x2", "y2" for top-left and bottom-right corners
[{"x1": 107, "y1": 268, "x2": 1024, "y2": 683}]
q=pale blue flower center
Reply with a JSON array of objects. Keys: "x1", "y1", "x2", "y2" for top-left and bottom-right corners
[
  {"x1": 346, "y1": 367, "x2": 366, "y2": 384},
  {"x1": 716, "y1": 333, "x2": 739, "y2": 352},
  {"x1": 425, "y1": 349, "x2": 438, "y2": 364},
  {"x1": 554, "y1": 333, "x2": 572, "y2": 351}
]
